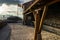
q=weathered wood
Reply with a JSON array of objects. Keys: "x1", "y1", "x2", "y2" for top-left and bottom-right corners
[
  {"x1": 37, "y1": 33, "x2": 42, "y2": 40},
  {"x1": 25, "y1": 8, "x2": 41, "y2": 15},
  {"x1": 47, "y1": 0, "x2": 60, "y2": 6},
  {"x1": 23, "y1": 14, "x2": 27, "y2": 25},
  {"x1": 25, "y1": 12, "x2": 32, "y2": 15},
  {"x1": 23, "y1": 0, "x2": 60, "y2": 14},
  {"x1": 24, "y1": 0, "x2": 41, "y2": 14},
  {"x1": 34, "y1": 6, "x2": 48, "y2": 40},
  {"x1": 23, "y1": 0, "x2": 60, "y2": 40},
  {"x1": 33, "y1": 10, "x2": 41, "y2": 40},
  {"x1": 38, "y1": 6, "x2": 48, "y2": 33}
]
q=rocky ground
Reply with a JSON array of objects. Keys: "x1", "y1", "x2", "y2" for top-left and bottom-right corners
[{"x1": 9, "y1": 23, "x2": 60, "y2": 40}]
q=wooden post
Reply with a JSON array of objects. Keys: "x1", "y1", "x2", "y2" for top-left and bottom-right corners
[
  {"x1": 33, "y1": 5, "x2": 48, "y2": 40},
  {"x1": 33, "y1": 10, "x2": 40, "y2": 40},
  {"x1": 35, "y1": 6, "x2": 48, "y2": 40},
  {"x1": 22, "y1": 14, "x2": 25, "y2": 25},
  {"x1": 38, "y1": 6, "x2": 48, "y2": 33},
  {"x1": 23, "y1": 14, "x2": 27, "y2": 25}
]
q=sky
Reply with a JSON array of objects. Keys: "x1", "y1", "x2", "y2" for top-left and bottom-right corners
[
  {"x1": 0, "y1": 0, "x2": 32, "y2": 4},
  {"x1": 19, "y1": 0, "x2": 32, "y2": 4},
  {"x1": 0, "y1": 0, "x2": 32, "y2": 19},
  {"x1": 0, "y1": 0, "x2": 32, "y2": 13}
]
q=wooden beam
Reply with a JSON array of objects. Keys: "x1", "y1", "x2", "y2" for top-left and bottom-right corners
[
  {"x1": 24, "y1": 0, "x2": 60, "y2": 14},
  {"x1": 47, "y1": 0, "x2": 60, "y2": 6},
  {"x1": 38, "y1": 6, "x2": 48, "y2": 33},
  {"x1": 24, "y1": 0, "x2": 41, "y2": 14},
  {"x1": 25, "y1": 8, "x2": 41, "y2": 15},
  {"x1": 33, "y1": 10, "x2": 41, "y2": 40},
  {"x1": 25, "y1": 12, "x2": 32, "y2": 15}
]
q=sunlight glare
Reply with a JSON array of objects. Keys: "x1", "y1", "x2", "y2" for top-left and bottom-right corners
[{"x1": 0, "y1": 3, "x2": 8, "y2": 13}]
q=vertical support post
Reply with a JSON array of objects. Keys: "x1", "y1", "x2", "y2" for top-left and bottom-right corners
[
  {"x1": 22, "y1": 14, "x2": 25, "y2": 24},
  {"x1": 33, "y1": 10, "x2": 40, "y2": 40},
  {"x1": 23, "y1": 14, "x2": 27, "y2": 25}
]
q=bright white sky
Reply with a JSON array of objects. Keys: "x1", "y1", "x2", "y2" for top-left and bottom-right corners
[
  {"x1": 0, "y1": 0, "x2": 32, "y2": 13},
  {"x1": 0, "y1": 4, "x2": 17, "y2": 14},
  {"x1": 0, "y1": 0, "x2": 32, "y2": 19},
  {"x1": 0, "y1": 0, "x2": 32, "y2": 11},
  {"x1": 19, "y1": 0, "x2": 32, "y2": 4},
  {"x1": 0, "y1": 3, "x2": 23, "y2": 19}
]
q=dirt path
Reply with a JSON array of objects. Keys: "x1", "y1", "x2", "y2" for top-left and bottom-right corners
[{"x1": 8, "y1": 23, "x2": 60, "y2": 40}]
